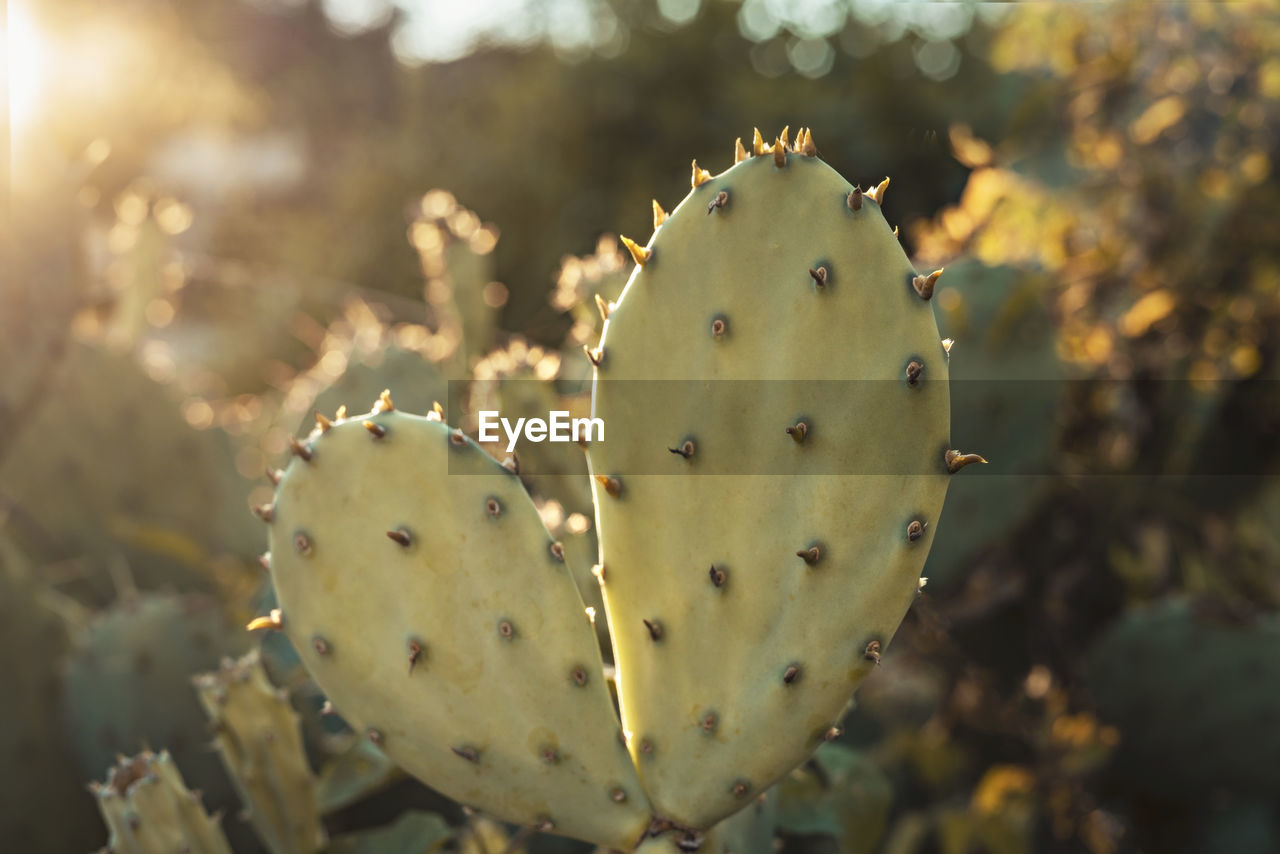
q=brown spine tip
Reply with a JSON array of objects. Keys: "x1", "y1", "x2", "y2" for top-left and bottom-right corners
[
  {"x1": 407, "y1": 640, "x2": 423, "y2": 674},
  {"x1": 293, "y1": 531, "x2": 312, "y2": 555},
  {"x1": 449, "y1": 428, "x2": 467, "y2": 446},
  {"x1": 620, "y1": 235, "x2": 650, "y2": 268},
  {"x1": 571, "y1": 666, "x2": 588, "y2": 686},
  {"x1": 797, "y1": 545, "x2": 822, "y2": 565},
  {"x1": 252, "y1": 503, "x2": 275, "y2": 523},
  {"x1": 912, "y1": 269, "x2": 943, "y2": 300},
  {"x1": 257, "y1": 552, "x2": 271, "y2": 571},
  {"x1": 583, "y1": 344, "x2": 604, "y2": 367},
  {"x1": 786, "y1": 420, "x2": 809, "y2": 443},
  {"x1": 847, "y1": 187, "x2": 863, "y2": 211},
  {"x1": 452, "y1": 745, "x2": 480, "y2": 763},
  {"x1": 868, "y1": 176, "x2": 890, "y2": 204},
  {"x1": 246, "y1": 609, "x2": 283, "y2": 632},
  {"x1": 315, "y1": 412, "x2": 332, "y2": 433},
  {"x1": 535, "y1": 818, "x2": 555, "y2": 833},
  {"x1": 652, "y1": 199, "x2": 669, "y2": 229},
  {"x1": 288, "y1": 438, "x2": 312, "y2": 462},
  {"x1": 711, "y1": 316, "x2": 728, "y2": 339},
  {"x1": 701, "y1": 711, "x2": 718, "y2": 732},
  {"x1": 611, "y1": 787, "x2": 627, "y2": 803},
  {"x1": 486, "y1": 497, "x2": 502, "y2": 518},
  {"x1": 265, "y1": 468, "x2": 283, "y2": 486},
  {"x1": 905, "y1": 360, "x2": 924, "y2": 386},
  {"x1": 595, "y1": 293, "x2": 611, "y2": 321},
  {"x1": 706, "y1": 190, "x2": 728, "y2": 215},
  {"x1": 864, "y1": 640, "x2": 882, "y2": 665},
  {"x1": 692, "y1": 159, "x2": 712, "y2": 188},
  {"x1": 808, "y1": 266, "x2": 828, "y2": 288},
  {"x1": 783, "y1": 664, "x2": 801, "y2": 685},
  {"x1": 311, "y1": 636, "x2": 330, "y2": 655},
  {"x1": 549, "y1": 541, "x2": 565, "y2": 562},
  {"x1": 373, "y1": 389, "x2": 395, "y2": 413},
  {"x1": 907, "y1": 519, "x2": 925, "y2": 542},
  {"x1": 363, "y1": 420, "x2": 387, "y2": 438},
  {"x1": 823, "y1": 726, "x2": 843, "y2": 741},
  {"x1": 595, "y1": 474, "x2": 622, "y2": 498},
  {"x1": 498, "y1": 619, "x2": 515, "y2": 639},
  {"x1": 668, "y1": 439, "x2": 695, "y2": 459},
  {"x1": 945, "y1": 448, "x2": 988, "y2": 473},
  {"x1": 708, "y1": 565, "x2": 727, "y2": 588},
  {"x1": 386, "y1": 528, "x2": 412, "y2": 547},
  {"x1": 643, "y1": 619, "x2": 663, "y2": 641},
  {"x1": 365, "y1": 728, "x2": 383, "y2": 747},
  {"x1": 772, "y1": 138, "x2": 786, "y2": 168},
  {"x1": 730, "y1": 780, "x2": 751, "y2": 798},
  {"x1": 502, "y1": 453, "x2": 520, "y2": 474},
  {"x1": 734, "y1": 137, "x2": 749, "y2": 163}
]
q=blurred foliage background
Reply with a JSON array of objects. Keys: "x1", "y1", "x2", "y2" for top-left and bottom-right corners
[{"x1": 2, "y1": 0, "x2": 1279, "y2": 852}]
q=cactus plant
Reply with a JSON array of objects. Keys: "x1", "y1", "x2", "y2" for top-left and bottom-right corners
[
  {"x1": 586, "y1": 129, "x2": 964, "y2": 830},
  {"x1": 195, "y1": 650, "x2": 327, "y2": 854},
  {"x1": 92, "y1": 750, "x2": 233, "y2": 854}
]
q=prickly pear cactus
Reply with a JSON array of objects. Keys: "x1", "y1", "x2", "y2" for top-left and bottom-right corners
[
  {"x1": 587, "y1": 129, "x2": 966, "y2": 830},
  {"x1": 195, "y1": 651, "x2": 326, "y2": 854},
  {"x1": 92, "y1": 750, "x2": 233, "y2": 854},
  {"x1": 551, "y1": 235, "x2": 631, "y2": 388},
  {"x1": 0, "y1": 536, "x2": 101, "y2": 851},
  {"x1": 1088, "y1": 597, "x2": 1280, "y2": 799},
  {"x1": 255, "y1": 396, "x2": 652, "y2": 849},
  {"x1": 64, "y1": 593, "x2": 247, "y2": 833}
]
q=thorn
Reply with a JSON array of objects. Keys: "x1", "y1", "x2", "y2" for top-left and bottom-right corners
[
  {"x1": 502, "y1": 453, "x2": 520, "y2": 474},
  {"x1": 785, "y1": 420, "x2": 809, "y2": 442},
  {"x1": 386, "y1": 528, "x2": 412, "y2": 547},
  {"x1": 711, "y1": 316, "x2": 728, "y2": 339},
  {"x1": 311, "y1": 636, "x2": 330, "y2": 655},
  {"x1": 265, "y1": 468, "x2": 283, "y2": 486},
  {"x1": 583, "y1": 344, "x2": 604, "y2": 367},
  {"x1": 535, "y1": 818, "x2": 555, "y2": 833},
  {"x1": 335, "y1": 405, "x2": 347, "y2": 419},
  {"x1": 246, "y1": 609, "x2": 283, "y2": 632},
  {"x1": 549, "y1": 541, "x2": 565, "y2": 562},
  {"x1": 373, "y1": 389, "x2": 395, "y2": 413},
  {"x1": 643, "y1": 619, "x2": 663, "y2": 641},
  {"x1": 653, "y1": 199, "x2": 668, "y2": 228},
  {"x1": 941, "y1": 338, "x2": 955, "y2": 355},
  {"x1": 252, "y1": 503, "x2": 275, "y2": 523},
  {"x1": 730, "y1": 780, "x2": 751, "y2": 798},
  {"x1": 783, "y1": 665, "x2": 801, "y2": 684},
  {"x1": 293, "y1": 531, "x2": 312, "y2": 555},
  {"x1": 808, "y1": 266, "x2": 828, "y2": 288},
  {"x1": 408, "y1": 640, "x2": 423, "y2": 674},
  {"x1": 907, "y1": 519, "x2": 925, "y2": 542},
  {"x1": 797, "y1": 545, "x2": 821, "y2": 565},
  {"x1": 709, "y1": 565, "x2": 727, "y2": 587},
  {"x1": 918, "y1": 577, "x2": 929, "y2": 596},
  {"x1": 945, "y1": 448, "x2": 987, "y2": 473},
  {"x1": 486, "y1": 497, "x2": 502, "y2": 518},
  {"x1": 823, "y1": 726, "x2": 842, "y2": 741},
  {"x1": 752, "y1": 127, "x2": 769, "y2": 156},
  {"x1": 778, "y1": 126, "x2": 790, "y2": 149},
  {"x1": 620, "y1": 234, "x2": 650, "y2": 267},
  {"x1": 452, "y1": 745, "x2": 480, "y2": 763},
  {"x1": 257, "y1": 552, "x2": 270, "y2": 571},
  {"x1": 772, "y1": 138, "x2": 786, "y2": 168},
  {"x1": 449, "y1": 428, "x2": 466, "y2": 446},
  {"x1": 705, "y1": 190, "x2": 729, "y2": 216},
  {"x1": 363, "y1": 420, "x2": 386, "y2": 438},
  {"x1": 701, "y1": 711, "x2": 718, "y2": 732},
  {"x1": 367, "y1": 728, "x2": 384, "y2": 747},
  {"x1": 734, "y1": 137, "x2": 748, "y2": 163},
  {"x1": 912, "y1": 269, "x2": 943, "y2": 300},
  {"x1": 426, "y1": 401, "x2": 444, "y2": 422},
  {"x1": 864, "y1": 640, "x2": 882, "y2": 664},
  {"x1": 315, "y1": 412, "x2": 332, "y2": 433},
  {"x1": 692, "y1": 159, "x2": 712, "y2": 188},
  {"x1": 595, "y1": 474, "x2": 622, "y2": 498},
  {"x1": 668, "y1": 439, "x2": 695, "y2": 459},
  {"x1": 905, "y1": 360, "x2": 924, "y2": 386},
  {"x1": 893, "y1": 225, "x2": 900, "y2": 238},
  {"x1": 800, "y1": 128, "x2": 816, "y2": 156},
  {"x1": 288, "y1": 438, "x2": 312, "y2": 462},
  {"x1": 867, "y1": 176, "x2": 890, "y2": 204},
  {"x1": 320, "y1": 701, "x2": 335, "y2": 716},
  {"x1": 846, "y1": 187, "x2": 863, "y2": 211},
  {"x1": 591, "y1": 564, "x2": 605, "y2": 582},
  {"x1": 595, "y1": 293, "x2": 611, "y2": 321}
]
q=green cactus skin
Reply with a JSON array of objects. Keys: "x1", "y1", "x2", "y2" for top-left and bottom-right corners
[
  {"x1": 1088, "y1": 597, "x2": 1280, "y2": 799},
  {"x1": 586, "y1": 131, "x2": 959, "y2": 830},
  {"x1": 257, "y1": 403, "x2": 652, "y2": 849},
  {"x1": 0, "y1": 536, "x2": 101, "y2": 851},
  {"x1": 92, "y1": 750, "x2": 233, "y2": 854},
  {"x1": 63, "y1": 593, "x2": 247, "y2": 832},
  {"x1": 195, "y1": 651, "x2": 327, "y2": 854}
]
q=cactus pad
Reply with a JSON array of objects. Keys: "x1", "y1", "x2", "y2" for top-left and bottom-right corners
[{"x1": 92, "y1": 750, "x2": 233, "y2": 854}]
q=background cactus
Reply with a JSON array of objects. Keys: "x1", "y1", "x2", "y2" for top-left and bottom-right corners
[{"x1": 92, "y1": 750, "x2": 233, "y2": 854}]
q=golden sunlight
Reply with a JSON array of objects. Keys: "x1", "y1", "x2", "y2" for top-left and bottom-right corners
[{"x1": 4, "y1": 1, "x2": 49, "y2": 134}]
